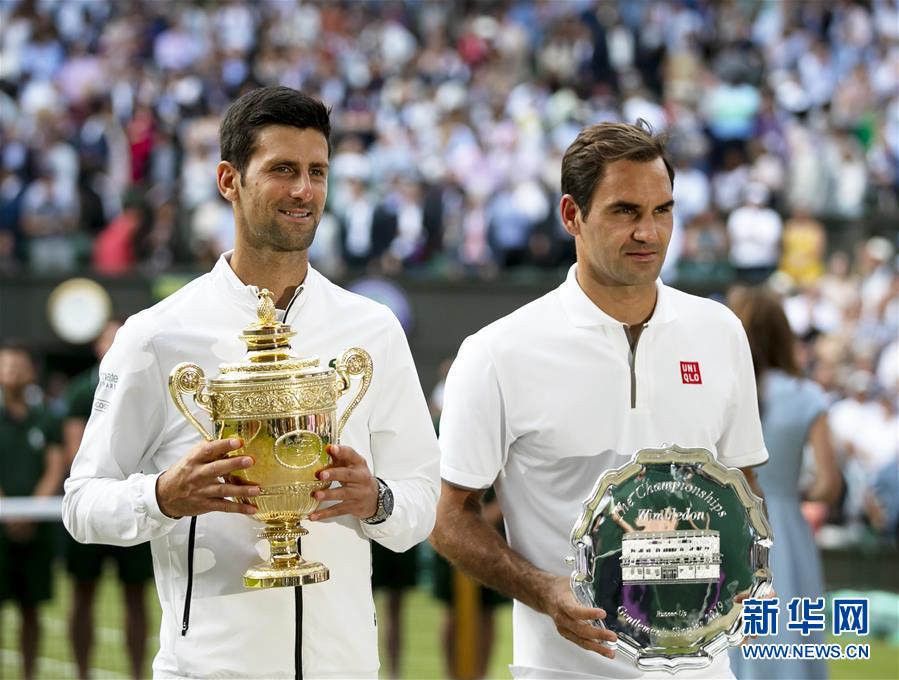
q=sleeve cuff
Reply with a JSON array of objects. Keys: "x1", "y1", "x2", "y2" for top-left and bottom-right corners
[
  {"x1": 719, "y1": 446, "x2": 769, "y2": 470},
  {"x1": 138, "y1": 471, "x2": 181, "y2": 529},
  {"x1": 359, "y1": 514, "x2": 395, "y2": 540},
  {"x1": 440, "y1": 464, "x2": 495, "y2": 491}
]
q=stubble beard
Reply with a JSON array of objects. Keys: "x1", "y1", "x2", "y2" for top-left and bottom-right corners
[
  {"x1": 618, "y1": 244, "x2": 668, "y2": 287},
  {"x1": 250, "y1": 209, "x2": 319, "y2": 253},
  {"x1": 585, "y1": 258, "x2": 664, "y2": 291},
  {"x1": 624, "y1": 261, "x2": 664, "y2": 286}
]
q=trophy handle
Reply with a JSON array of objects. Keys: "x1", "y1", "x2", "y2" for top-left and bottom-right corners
[
  {"x1": 168, "y1": 362, "x2": 214, "y2": 442},
  {"x1": 334, "y1": 347, "x2": 373, "y2": 440}
]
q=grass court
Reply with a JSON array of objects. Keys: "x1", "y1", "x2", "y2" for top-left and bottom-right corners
[{"x1": 1, "y1": 564, "x2": 896, "y2": 679}]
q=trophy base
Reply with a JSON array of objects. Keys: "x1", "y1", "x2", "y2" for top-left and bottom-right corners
[{"x1": 243, "y1": 560, "x2": 330, "y2": 589}]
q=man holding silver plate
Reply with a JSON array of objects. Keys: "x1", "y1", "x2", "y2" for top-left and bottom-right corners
[
  {"x1": 63, "y1": 87, "x2": 440, "y2": 678},
  {"x1": 433, "y1": 122, "x2": 769, "y2": 678}
]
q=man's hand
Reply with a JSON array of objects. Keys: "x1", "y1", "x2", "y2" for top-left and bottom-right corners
[
  {"x1": 309, "y1": 444, "x2": 378, "y2": 521},
  {"x1": 156, "y1": 438, "x2": 260, "y2": 518},
  {"x1": 538, "y1": 575, "x2": 617, "y2": 658}
]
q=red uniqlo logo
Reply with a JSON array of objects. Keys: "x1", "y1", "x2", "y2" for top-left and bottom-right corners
[{"x1": 681, "y1": 361, "x2": 702, "y2": 384}]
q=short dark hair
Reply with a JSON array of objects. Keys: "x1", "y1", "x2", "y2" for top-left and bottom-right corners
[
  {"x1": 219, "y1": 86, "x2": 332, "y2": 178},
  {"x1": 561, "y1": 120, "x2": 674, "y2": 215}
]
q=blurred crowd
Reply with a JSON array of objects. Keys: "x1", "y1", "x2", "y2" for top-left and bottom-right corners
[
  {"x1": 792, "y1": 235, "x2": 899, "y2": 543},
  {"x1": 0, "y1": 0, "x2": 897, "y2": 279},
  {"x1": 1, "y1": 4, "x2": 898, "y2": 675},
  {"x1": 0, "y1": 0, "x2": 897, "y2": 553}
]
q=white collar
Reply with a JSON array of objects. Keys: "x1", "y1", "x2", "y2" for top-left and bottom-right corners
[
  {"x1": 558, "y1": 263, "x2": 677, "y2": 328},
  {"x1": 211, "y1": 250, "x2": 317, "y2": 320}
]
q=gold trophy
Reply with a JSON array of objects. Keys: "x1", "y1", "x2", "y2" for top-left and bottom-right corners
[{"x1": 168, "y1": 289, "x2": 372, "y2": 589}]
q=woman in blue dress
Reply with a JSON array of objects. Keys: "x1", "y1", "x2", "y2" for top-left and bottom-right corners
[{"x1": 728, "y1": 287, "x2": 843, "y2": 680}]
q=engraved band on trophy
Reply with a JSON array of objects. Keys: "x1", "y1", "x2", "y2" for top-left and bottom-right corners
[
  {"x1": 568, "y1": 444, "x2": 773, "y2": 673},
  {"x1": 168, "y1": 289, "x2": 373, "y2": 589}
]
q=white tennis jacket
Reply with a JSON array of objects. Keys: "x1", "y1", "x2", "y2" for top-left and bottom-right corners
[{"x1": 63, "y1": 254, "x2": 440, "y2": 678}]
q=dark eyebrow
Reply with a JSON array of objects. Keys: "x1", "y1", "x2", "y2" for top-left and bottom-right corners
[
  {"x1": 606, "y1": 201, "x2": 640, "y2": 211},
  {"x1": 266, "y1": 159, "x2": 330, "y2": 169},
  {"x1": 606, "y1": 200, "x2": 675, "y2": 211}
]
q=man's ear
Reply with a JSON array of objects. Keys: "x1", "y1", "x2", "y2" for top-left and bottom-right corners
[
  {"x1": 560, "y1": 194, "x2": 582, "y2": 237},
  {"x1": 217, "y1": 161, "x2": 240, "y2": 202}
]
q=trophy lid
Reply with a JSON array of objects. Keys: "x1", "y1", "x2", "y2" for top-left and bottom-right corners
[{"x1": 215, "y1": 289, "x2": 324, "y2": 380}]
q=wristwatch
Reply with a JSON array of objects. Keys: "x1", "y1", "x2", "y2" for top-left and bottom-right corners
[{"x1": 362, "y1": 477, "x2": 394, "y2": 525}]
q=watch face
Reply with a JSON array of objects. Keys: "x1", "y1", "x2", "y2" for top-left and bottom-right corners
[{"x1": 381, "y1": 483, "x2": 394, "y2": 518}]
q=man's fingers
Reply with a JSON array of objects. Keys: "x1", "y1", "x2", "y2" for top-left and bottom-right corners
[
  {"x1": 207, "y1": 455, "x2": 255, "y2": 478},
  {"x1": 558, "y1": 627, "x2": 616, "y2": 658},
  {"x1": 564, "y1": 603, "x2": 608, "y2": 622},
  {"x1": 193, "y1": 438, "x2": 244, "y2": 462},
  {"x1": 318, "y1": 465, "x2": 361, "y2": 484},
  {"x1": 202, "y1": 483, "x2": 260, "y2": 499},
  {"x1": 559, "y1": 617, "x2": 617, "y2": 644},
  {"x1": 325, "y1": 444, "x2": 365, "y2": 467},
  {"x1": 309, "y1": 503, "x2": 349, "y2": 521},
  {"x1": 205, "y1": 499, "x2": 259, "y2": 515},
  {"x1": 314, "y1": 486, "x2": 347, "y2": 503}
]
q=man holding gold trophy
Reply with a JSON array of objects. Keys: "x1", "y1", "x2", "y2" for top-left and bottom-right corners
[
  {"x1": 63, "y1": 87, "x2": 440, "y2": 678},
  {"x1": 433, "y1": 122, "x2": 769, "y2": 678}
]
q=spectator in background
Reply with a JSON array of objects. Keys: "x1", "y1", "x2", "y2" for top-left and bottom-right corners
[
  {"x1": 63, "y1": 319, "x2": 153, "y2": 680},
  {"x1": 702, "y1": 72, "x2": 761, "y2": 169},
  {"x1": 728, "y1": 287, "x2": 842, "y2": 680},
  {"x1": 828, "y1": 371, "x2": 889, "y2": 527},
  {"x1": 779, "y1": 209, "x2": 827, "y2": 287},
  {"x1": 670, "y1": 155, "x2": 711, "y2": 225},
  {"x1": 487, "y1": 177, "x2": 550, "y2": 268},
  {"x1": 726, "y1": 182, "x2": 783, "y2": 284},
  {"x1": 858, "y1": 385, "x2": 899, "y2": 542},
  {"x1": 782, "y1": 280, "x2": 842, "y2": 341},
  {"x1": 92, "y1": 190, "x2": 151, "y2": 275},
  {"x1": 858, "y1": 236, "x2": 896, "y2": 320},
  {"x1": 676, "y1": 209, "x2": 731, "y2": 286},
  {"x1": 819, "y1": 250, "x2": 861, "y2": 319},
  {"x1": 829, "y1": 132, "x2": 868, "y2": 220},
  {"x1": 0, "y1": 0, "x2": 896, "y2": 280},
  {"x1": 866, "y1": 458, "x2": 899, "y2": 540},
  {"x1": 456, "y1": 189, "x2": 496, "y2": 277},
  {"x1": 0, "y1": 166, "x2": 26, "y2": 271},
  {"x1": 189, "y1": 193, "x2": 235, "y2": 267},
  {"x1": 338, "y1": 175, "x2": 377, "y2": 270},
  {"x1": 711, "y1": 147, "x2": 750, "y2": 214},
  {"x1": 0, "y1": 341, "x2": 65, "y2": 680},
  {"x1": 387, "y1": 175, "x2": 427, "y2": 269},
  {"x1": 19, "y1": 163, "x2": 78, "y2": 272}
]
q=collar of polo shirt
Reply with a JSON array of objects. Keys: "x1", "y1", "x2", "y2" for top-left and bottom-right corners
[{"x1": 559, "y1": 263, "x2": 679, "y2": 328}]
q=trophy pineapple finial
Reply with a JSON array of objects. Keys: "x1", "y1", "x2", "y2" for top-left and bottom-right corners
[
  {"x1": 257, "y1": 289, "x2": 277, "y2": 327},
  {"x1": 239, "y1": 288, "x2": 296, "y2": 359}
]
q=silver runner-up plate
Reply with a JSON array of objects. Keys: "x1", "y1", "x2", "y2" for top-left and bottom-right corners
[{"x1": 568, "y1": 444, "x2": 773, "y2": 673}]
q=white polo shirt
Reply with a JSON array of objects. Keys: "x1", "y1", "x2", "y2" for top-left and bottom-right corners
[
  {"x1": 63, "y1": 254, "x2": 440, "y2": 678},
  {"x1": 440, "y1": 264, "x2": 767, "y2": 679}
]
